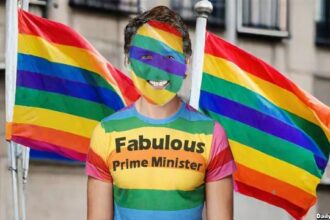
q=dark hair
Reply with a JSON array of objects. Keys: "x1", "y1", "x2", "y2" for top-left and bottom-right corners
[{"x1": 124, "y1": 6, "x2": 192, "y2": 57}]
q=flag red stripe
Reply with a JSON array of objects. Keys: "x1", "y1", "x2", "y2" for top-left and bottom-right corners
[
  {"x1": 18, "y1": 9, "x2": 94, "y2": 51},
  {"x1": 235, "y1": 181, "x2": 308, "y2": 219},
  {"x1": 205, "y1": 32, "x2": 294, "y2": 93},
  {"x1": 12, "y1": 136, "x2": 87, "y2": 161}
]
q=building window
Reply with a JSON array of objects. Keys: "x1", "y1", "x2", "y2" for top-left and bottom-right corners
[
  {"x1": 237, "y1": 0, "x2": 289, "y2": 38},
  {"x1": 316, "y1": 0, "x2": 330, "y2": 46},
  {"x1": 171, "y1": 0, "x2": 225, "y2": 27},
  {"x1": 69, "y1": 0, "x2": 141, "y2": 14},
  {"x1": 314, "y1": 75, "x2": 330, "y2": 185},
  {"x1": 28, "y1": 0, "x2": 48, "y2": 17}
]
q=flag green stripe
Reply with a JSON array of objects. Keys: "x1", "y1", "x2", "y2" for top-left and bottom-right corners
[
  {"x1": 15, "y1": 87, "x2": 114, "y2": 121},
  {"x1": 202, "y1": 73, "x2": 330, "y2": 157},
  {"x1": 113, "y1": 185, "x2": 205, "y2": 211},
  {"x1": 206, "y1": 111, "x2": 323, "y2": 178},
  {"x1": 102, "y1": 117, "x2": 214, "y2": 134}
]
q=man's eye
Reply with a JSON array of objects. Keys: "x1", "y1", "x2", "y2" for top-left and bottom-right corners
[
  {"x1": 166, "y1": 55, "x2": 175, "y2": 60},
  {"x1": 141, "y1": 55, "x2": 153, "y2": 60}
]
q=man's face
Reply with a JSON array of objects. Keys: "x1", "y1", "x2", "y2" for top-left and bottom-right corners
[{"x1": 128, "y1": 20, "x2": 187, "y2": 106}]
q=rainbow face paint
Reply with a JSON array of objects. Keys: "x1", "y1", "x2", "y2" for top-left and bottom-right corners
[{"x1": 128, "y1": 20, "x2": 187, "y2": 106}]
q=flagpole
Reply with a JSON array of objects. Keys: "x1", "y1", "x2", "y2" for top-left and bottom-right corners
[
  {"x1": 18, "y1": 1, "x2": 30, "y2": 219},
  {"x1": 189, "y1": 0, "x2": 213, "y2": 109},
  {"x1": 5, "y1": 0, "x2": 19, "y2": 219},
  {"x1": 225, "y1": 0, "x2": 237, "y2": 44}
]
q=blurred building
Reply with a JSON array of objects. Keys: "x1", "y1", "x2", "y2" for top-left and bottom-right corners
[{"x1": 0, "y1": 0, "x2": 329, "y2": 219}]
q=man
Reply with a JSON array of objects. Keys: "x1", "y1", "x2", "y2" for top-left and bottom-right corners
[{"x1": 86, "y1": 6, "x2": 236, "y2": 220}]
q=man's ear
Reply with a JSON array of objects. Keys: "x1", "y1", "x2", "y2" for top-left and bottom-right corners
[
  {"x1": 125, "y1": 54, "x2": 130, "y2": 66},
  {"x1": 185, "y1": 57, "x2": 190, "y2": 65}
]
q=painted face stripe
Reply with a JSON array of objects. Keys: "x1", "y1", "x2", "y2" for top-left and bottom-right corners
[
  {"x1": 147, "y1": 20, "x2": 182, "y2": 37},
  {"x1": 130, "y1": 71, "x2": 174, "y2": 106},
  {"x1": 136, "y1": 24, "x2": 183, "y2": 53},
  {"x1": 129, "y1": 59, "x2": 182, "y2": 93},
  {"x1": 131, "y1": 34, "x2": 185, "y2": 64},
  {"x1": 129, "y1": 46, "x2": 186, "y2": 77}
]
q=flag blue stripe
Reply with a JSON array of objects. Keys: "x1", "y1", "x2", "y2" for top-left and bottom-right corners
[
  {"x1": 17, "y1": 53, "x2": 112, "y2": 89},
  {"x1": 17, "y1": 70, "x2": 124, "y2": 110}
]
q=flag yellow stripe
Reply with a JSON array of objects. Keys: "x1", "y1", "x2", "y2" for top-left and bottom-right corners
[
  {"x1": 112, "y1": 167, "x2": 205, "y2": 191},
  {"x1": 230, "y1": 139, "x2": 320, "y2": 196},
  {"x1": 204, "y1": 54, "x2": 320, "y2": 127},
  {"x1": 137, "y1": 23, "x2": 183, "y2": 53},
  {"x1": 13, "y1": 105, "x2": 97, "y2": 138}
]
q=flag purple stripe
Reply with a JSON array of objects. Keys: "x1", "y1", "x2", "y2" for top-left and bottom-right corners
[{"x1": 200, "y1": 90, "x2": 327, "y2": 167}]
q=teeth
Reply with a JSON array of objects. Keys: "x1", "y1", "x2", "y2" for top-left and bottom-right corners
[{"x1": 148, "y1": 80, "x2": 169, "y2": 87}]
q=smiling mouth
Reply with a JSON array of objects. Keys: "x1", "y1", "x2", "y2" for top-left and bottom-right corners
[{"x1": 147, "y1": 80, "x2": 169, "y2": 89}]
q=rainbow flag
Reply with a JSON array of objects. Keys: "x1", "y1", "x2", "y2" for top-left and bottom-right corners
[
  {"x1": 6, "y1": 10, "x2": 139, "y2": 161},
  {"x1": 199, "y1": 32, "x2": 330, "y2": 219}
]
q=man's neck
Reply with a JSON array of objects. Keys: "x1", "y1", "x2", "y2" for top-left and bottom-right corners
[{"x1": 135, "y1": 96, "x2": 182, "y2": 119}]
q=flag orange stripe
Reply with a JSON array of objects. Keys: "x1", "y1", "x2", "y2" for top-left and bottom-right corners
[
  {"x1": 11, "y1": 123, "x2": 90, "y2": 154},
  {"x1": 234, "y1": 163, "x2": 317, "y2": 210}
]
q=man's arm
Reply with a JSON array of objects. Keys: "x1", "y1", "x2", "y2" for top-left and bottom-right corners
[
  {"x1": 205, "y1": 176, "x2": 234, "y2": 220},
  {"x1": 87, "y1": 176, "x2": 113, "y2": 220}
]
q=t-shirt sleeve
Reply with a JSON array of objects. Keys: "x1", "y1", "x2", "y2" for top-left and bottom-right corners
[
  {"x1": 85, "y1": 123, "x2": 113, "y2": 183},
  {"x1": 205, "y1": 121, "x2": 237, "y2": 182}
]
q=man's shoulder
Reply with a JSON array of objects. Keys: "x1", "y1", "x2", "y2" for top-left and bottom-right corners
[
  {"x1": 181, "y1": 102, "x2": 214, "y2": 123},
  {"x1": 102, "y1": 105, "x2": 135, "y2": 122},
  {"x1": 99, "y1": 104, "x2": 135, "y2": 132},
  {"x1": 178, "y1": 103, "x2": 218, "y2": 135}
]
